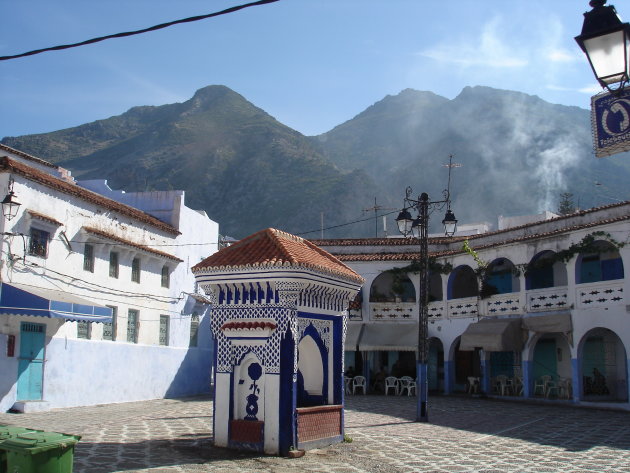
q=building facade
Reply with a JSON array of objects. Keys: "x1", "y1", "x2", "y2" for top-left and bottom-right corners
[
  {"x1": 0, "y1": 145, "x2": 218, "y2": 412},
  {"x1": 314, "y1": 202, "x2": 630, "y2": 410}
]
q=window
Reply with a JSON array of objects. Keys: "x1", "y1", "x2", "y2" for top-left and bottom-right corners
[
  {"x1": 102, "y1": 306, "x2": 117, "y2": 341},
  {"x1": 83, "y1": 244, "x2": 94, "y2": 272},
  {"x1": 159, "y1": 315, "x2": 169, "y2": 346},
  {"x1": 189, "y1": 312, "x2": 199, "y2": 347},
  {"x1": 109, "y1": 252, "x2": 119, "y2": 278},
  {"x1": 127, "y1": 309, "x2": 139, "y2": 343},
  {"x1": 29, "y1": 228, "x2": 49, "y2": 258},
  {"x1": 131, "y1": 257, "x2": 141, "y2": 283},
  {"x1": 161, "y1": 265, "x2": 170, "y2": 288},
  {"x1": 77, "y1": 321, "x2": 91, "y2": 339}
]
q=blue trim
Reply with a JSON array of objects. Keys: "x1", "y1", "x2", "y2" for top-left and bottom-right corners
[
  {"x1": 571, "y1": 357, "x2": 581, "y2": 402},
  {"x1": 523, "y1": 360, "x2": 532, "y2": 398},
  {"x1": 444, "y1": 360, "x2": 453, "y2": 394},
  {"x1": 212, "y1": 335, "x2": 218, "y2": 444},
  {"x1": 279, "y1": 326, "x2": 296, "y2": 455},
  {"x1": 0, "y1": 283, "x2": 113, "y2": 323},
  {"x1": 480, "y1": 358, "x2": 489, "y2": 393},
  {"x1": 196, "y1": 271, "x2": 361, "y2": 290}
]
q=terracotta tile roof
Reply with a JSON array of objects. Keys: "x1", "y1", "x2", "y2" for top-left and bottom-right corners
[
  {"x1": 0, "y1": 144, "x2": 58, "y2": 169},
  {"x1": 0, "y1": 156, "x2": 179, "y2": 236},
  {"x1": 192, "y1": 228, "x2": 364, "y2": 284},
  {"x1": 329, "y1": 214, "x2": 630, "y2": 262},
  {"x1": 27, "y1": 210, "x2": 63, "y2": 227},
  {"x1": 83, "y1": 226, "x2": 183, "y2": 262},
  {"x1": 221, "y1": 321, "x2": 277, "y2": 331}
]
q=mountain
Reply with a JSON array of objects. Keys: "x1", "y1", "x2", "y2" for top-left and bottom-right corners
[
  {"x1": 1, "y1": 86, "x2": 380, "y2": 239},
  {"x1": 313, "y1": 86, "x2": 630, "y2": 230},
  {"x1": 3, "y1": 85, "x2": 630, "y2": 238}
]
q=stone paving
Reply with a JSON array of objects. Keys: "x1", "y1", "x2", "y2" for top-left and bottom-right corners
[{"x1": 2, "y1": 394, "x2": 630, "y2": 472}]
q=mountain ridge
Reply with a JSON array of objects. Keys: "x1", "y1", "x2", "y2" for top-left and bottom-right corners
[{"x1": 3, "y1": 84, "x2": 630, "y2": 238}]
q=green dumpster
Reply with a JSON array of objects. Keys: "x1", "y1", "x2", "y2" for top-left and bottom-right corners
[
  {"x1": 0, "y1": 430, "x2": 81, "y2": 473},
  {"x1": 0, "y1": 425, "x2": 33, "y2": 473}
]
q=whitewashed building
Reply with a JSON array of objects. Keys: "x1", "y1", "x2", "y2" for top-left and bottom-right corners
[
  {"x1": 0, "y1": 144, "x2": 218, "y2": 412},
  {"x1": 314, "y1": 201, "x2": 630, "y2": 410}
]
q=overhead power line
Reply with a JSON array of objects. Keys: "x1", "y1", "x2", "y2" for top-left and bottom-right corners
[{"x1": 0, "y1": 0, "x2": 280, "y2": 61}]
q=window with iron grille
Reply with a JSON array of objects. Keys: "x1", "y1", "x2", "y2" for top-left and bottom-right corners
[
  {"x1": 29, "y1": 228, "x2": 49, "y2": 258},
  {"x1": 109, "y1": 251, "x2": 119, "y2": 278},
  {"x1": 77, "y1": 321, "x2": 91, "y2": 339},
  {"x1": 102, "y1": 306, "x2": 117, "y2": 341},
  {"x1": 161, "y1": 265, "x2": 170, "y2": 288},
  {"x1": 159, "y1": 315, "x2": 169, "y2": 346},
  {"x1": 127, "y1": 309, "x2": 139, "y2": 343},
  {"x1": 131, "y1": 257, "x2": 141, "y2": 283},
  {"x1": 189, "y1": 312, "x2": 199, "y2": 347},
  {"x1": 83, "y1": 244, "x2": 94, "y2": 272}
]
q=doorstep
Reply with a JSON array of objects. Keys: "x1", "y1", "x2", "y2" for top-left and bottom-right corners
[{"x1": 11, "y1": 401, "x2": 50, "y2": 413}]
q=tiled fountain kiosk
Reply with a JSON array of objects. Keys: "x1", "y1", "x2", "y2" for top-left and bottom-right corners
[{"x1": 192, "y1": 228, "x2": 363, "y2": 456}]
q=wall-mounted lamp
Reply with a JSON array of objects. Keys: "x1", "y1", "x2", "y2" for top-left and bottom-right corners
[{"x1": 2, "y1": 177, "x2": 21, "y2": 221}]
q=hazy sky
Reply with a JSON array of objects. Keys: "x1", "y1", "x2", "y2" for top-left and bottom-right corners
[{"x1": 0, "y1": 0, "x2": 608, "y2": 138}]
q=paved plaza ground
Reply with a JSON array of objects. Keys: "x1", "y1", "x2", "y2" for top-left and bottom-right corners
[{"x1": 2, "y1": 394, "x2": 630, "y2": 472}]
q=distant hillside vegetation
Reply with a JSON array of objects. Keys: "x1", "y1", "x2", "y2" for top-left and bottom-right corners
[{"x1": 4, "y1": 85, "x2": 630, "y2": 238}]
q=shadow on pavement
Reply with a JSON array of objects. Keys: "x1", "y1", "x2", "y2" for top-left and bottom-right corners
[{"x1": 344, "y1": 394, "x2": 630, "y2": 452}]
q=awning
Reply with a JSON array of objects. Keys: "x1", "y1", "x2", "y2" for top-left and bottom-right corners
[
  {"x1": 359, "y1": 323, "x2": 418, "y2": 352},
  {"x1": 0, "y1": 283, "x2": 113, "y2": 323},
  {"x1": 345, "y1": 323, "x2": 364, "y2": 351},
  {"x1": 522, "y1": 311, "x2": 572, "y2": 333},
  {"x1": 459, "y1": 317, "x2": 523, "y2": 352}
]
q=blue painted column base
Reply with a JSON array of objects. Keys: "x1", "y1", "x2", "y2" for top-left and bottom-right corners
[
  {"x1": 417, "y1": 362, "x2": 428, "y2": 422},
  {"x1": 444, "y1": 360, "x2": 453, "y2": 395}
]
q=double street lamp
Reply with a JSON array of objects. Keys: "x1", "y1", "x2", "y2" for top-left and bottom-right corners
[{"x1": 395, "y1": 181, "x2": 457, "y2": 422}]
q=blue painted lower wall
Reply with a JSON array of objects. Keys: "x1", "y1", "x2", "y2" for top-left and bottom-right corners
[{"x1": 1, "y1": 336, "x2": 213, "y2": 412}]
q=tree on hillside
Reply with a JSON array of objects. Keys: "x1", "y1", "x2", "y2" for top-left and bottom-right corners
[{"x1": 558, "y1": 192, "x2": 576, "y2": 215}]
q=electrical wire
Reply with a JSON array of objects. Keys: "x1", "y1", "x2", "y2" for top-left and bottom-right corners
[
  {"x1": 0, "y1": 0, "x2": 280, "y2": 61},
  {"x1": 296, "y1": 209, "x2": 401, "y2": 237}
]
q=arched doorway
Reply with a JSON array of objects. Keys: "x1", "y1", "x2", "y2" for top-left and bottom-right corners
[
  {"x1": 579, "y1": 328, "x2": 628, "y2": 402},
  {"x1": 452, "y1": 338, "x2": 481, "y2": 393}
]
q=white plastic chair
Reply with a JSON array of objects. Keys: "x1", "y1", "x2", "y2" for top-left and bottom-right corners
[
  {"x1": 352, "y1": 376, "x2": 366, "y2": 395},
  {"x1": 534, "y1": 375, "x2": 550, "y2": 396},
  {"x1": 384, "y1": 376, "x2": 399, "y2": 395},
  {"x1": 467, "y1": 376, "x2": 479, "y2": 394},
  {"x1": 399, "y1": 376, "x2": 415, "y2": 396},
  {"x1": 495, "y1": 375, "x2": 512, "y2": 396}
]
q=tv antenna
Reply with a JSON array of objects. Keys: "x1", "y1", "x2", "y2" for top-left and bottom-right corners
[{"x1": 363, "y1": 197, "x2": 396, "y2": 238}]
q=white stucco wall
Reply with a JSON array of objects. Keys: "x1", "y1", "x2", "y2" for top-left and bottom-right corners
[{"x1": 0, "y1": 155, "x2": 219, "y2": 412}]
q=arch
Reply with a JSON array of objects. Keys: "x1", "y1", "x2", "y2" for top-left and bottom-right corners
[
  {"x1": 428, "y1": 272, "x2": 443, "y2": 302},
  {"x1": 530, "y1": 334, "x2": 572, "y2": 397},
  {"x1": 484, "y1": 258, "x2": 519, "y2": 295},
  {"x1": 526, "y1": 250, "x2": 567, "y2": 290},
  {"x1": 576, "y1": 240, "x2": 624, "y2": 284},
  {"x1": 233, "y1": 352, "x2": 265, "y2": 421},
  {"x1": 577, "y1": 327, "x2": 628, "y2": 402},
  {"x1": 369, "y1": 271, "x2": 416, "y2": 302},
  {"x1": 447, "y1": 265, "x2": 478, "y2": 300},
  {"x1": 297, "y1": 325, "x2": 328, "y2": 407},
  {"x1": 450, "y1": 337, "x2": 481, "y2": 393}
]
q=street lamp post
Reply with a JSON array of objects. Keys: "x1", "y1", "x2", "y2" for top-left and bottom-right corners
[{"x1": 395, "y1": 184, "x2": 457, "y2": 422}]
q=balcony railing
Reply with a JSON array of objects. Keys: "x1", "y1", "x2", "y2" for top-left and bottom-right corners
[
  {"x1": 527, "y1": 287, "x2": 569, "y2": 312},
  {"x1": 576, "y1": 280, "x2": 624, "y2": 309},
  {"x1": 481, "y1": 293, "x2": 523, "y2": 317},
  {"x1": 370, "y1": 302, "x2": 417, "y2": 321}
]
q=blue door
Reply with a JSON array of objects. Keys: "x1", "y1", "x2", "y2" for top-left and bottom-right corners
[{"x1": 17, "y1": 322, "x2": 45, "y2": 401}]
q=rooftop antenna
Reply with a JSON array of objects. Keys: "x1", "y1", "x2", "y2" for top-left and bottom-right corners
[{"x1": 363, "y1": 197, "x2": 396, "y2": 237}]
